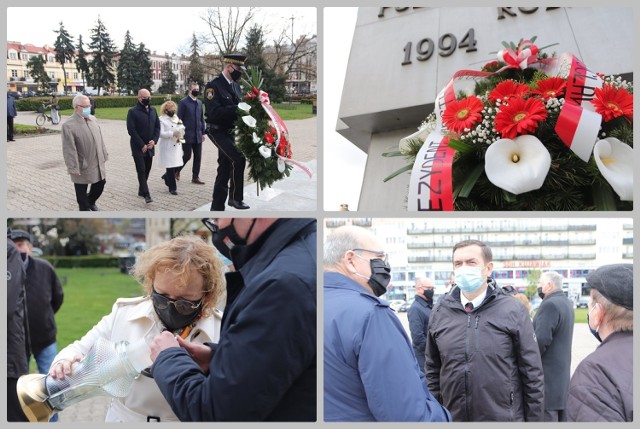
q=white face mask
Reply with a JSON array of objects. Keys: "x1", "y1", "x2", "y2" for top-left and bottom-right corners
[{"x1": 454, "y1": 265, "x2": 485, "y2": 293}]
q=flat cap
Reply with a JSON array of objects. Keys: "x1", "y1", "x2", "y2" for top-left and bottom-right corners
[
  {"x1": 222, "y1": 53, "x2": 247, "y2": 69},
  {"x1": 10, "y1": 229, "x2": 32, "y2": 243},
  {"x1": 586, "y1": 263, "x2": 633, "y2": 310}
]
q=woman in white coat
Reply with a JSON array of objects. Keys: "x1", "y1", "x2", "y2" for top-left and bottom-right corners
[
  {"x1": 157, "y1": 100, "x2": 185, "y2": 195},
  {"x1": 48, "y1": 235, "x2": 226, "y2": 422}
]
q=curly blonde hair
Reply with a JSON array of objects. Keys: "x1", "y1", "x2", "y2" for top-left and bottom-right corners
[
  {"x1": 132, "y1": 235, "x2": 225, "y2": 316},
  {"x1": 160, "y1": 100, "x2": 177, "y2": 116}
]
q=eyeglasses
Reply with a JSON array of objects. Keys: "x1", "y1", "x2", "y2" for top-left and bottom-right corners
[
  {"x1": 202, "y1": 218, "x2": 218, "y2": 234},
  {"x1": 151, "y1": 288, "x2": 203, "y2": 315},
  {"x1": 352, "y1": 248, "x2": 388, "y2": 263}
]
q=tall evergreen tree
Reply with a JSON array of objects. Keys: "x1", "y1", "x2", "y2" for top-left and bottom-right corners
[
  {"x1": 158, "y1": 56, "x2": 177, "y2": 94},
  {"x1": 75, "y1": 35, "x2": 90, "y2": 90},
  {"x1": 133, "y1": 42, "x2": 153, "y2": 92},
  {"x1": 53, "y1": 21, "x2": 75, "y2": 94},
  {"x1": 117, "y1": 31, "x2": 139, "y2": 95},
  {"x1": 243, "y1": 25, "x2": 287, "y2": 102},
  {"x1": 186, "y1": 33, "x2": 205, "y2": 88},
  {"x1": 26, "y1": 55, "x2": 51, "y2": 92},
  {"x1": 87, "y1": 16, "x2": 117, "y2": 94}
]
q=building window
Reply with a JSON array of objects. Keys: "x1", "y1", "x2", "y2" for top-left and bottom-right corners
[
  {"x1": 74, "y1": 72, "x2": 78, "y2": 79},
  {"x1": 23, "y1": 70, "x2": 30, "y2": 78},
  {"x1": 10, "y1": 52, "x2": 17, "y2": 60},
  {"x1": 11, "y1": 69, "x2": 18, "y2": 78},
  {"x1": 50, "y1": 72, "x2": 55, "y2": 79}
]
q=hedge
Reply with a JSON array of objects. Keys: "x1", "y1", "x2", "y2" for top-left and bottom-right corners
[
  {"x1": 15, "y1": 95, "x2": 168, "y2": 112},
  {"x1": 43, "y1": 255, "x2": 121, "y2": 268}
]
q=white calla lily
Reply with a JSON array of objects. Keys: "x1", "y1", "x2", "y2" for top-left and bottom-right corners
[
  {"x1": 238, "y1": 102, "x2": 251, "y2": 112},
  {"x1": 399, "y1": 126, "x2": 430, "y2": 154},
  {"x1": 484, "y1": 135, "x2": 551, "y2": 195},
  {"x1": 277, "y1": 157, "x2": 286, "y2": 173},
  {"x1": 258, "y1": 145, "x2": 272, "y2": 158},
  {"x1": 593, "y1": 137, "x2": 633, "y2": 201},
  {"x1": 252, "y1": 132, "x2": 261, "y2": 144},
  {"x1": 242, "y1": 115, "x2": 257, "y2": 128}
]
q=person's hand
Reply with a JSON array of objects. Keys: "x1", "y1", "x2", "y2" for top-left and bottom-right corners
[
  {"x1": 173, "y1": 130, "x2": 181, "y2": 138},
  {"x1": 150, "y1": 331, "x2": 180, "y2": 362},
  {"x1": 176, "y1": 336, "x2": 213, "y2": 373},
  {"x1": 201, "y1": 135, "x2": 206, "y2": 143},
  {"x1": 141, "y1": 145, "x2": 148, "y2": 153},
  {"x1": 147, "y1": 140, "x2": 155, "y2": 146},
  {"x1": 49, "y1": 355, "x2": 82, "y2": 380}
]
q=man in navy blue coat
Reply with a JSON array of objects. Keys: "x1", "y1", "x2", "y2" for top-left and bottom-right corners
[
  {"x1": 150, "y1": 218, "x2": 317, "y2": 421},
  {"x1": 126, "y1": 88, "x2": 160, "y2": 203},
  {"x1": 176, "y1": 82, "x2": 206, "y2": 185}
]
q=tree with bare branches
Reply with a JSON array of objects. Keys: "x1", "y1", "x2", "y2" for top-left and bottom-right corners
[{"x1": 201, "y1": 7, "x2": 257, "y2": 56}]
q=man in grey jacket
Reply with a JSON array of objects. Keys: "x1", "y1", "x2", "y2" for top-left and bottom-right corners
[
  {"x1": 62, "y1": 94, "x2": 109, "y2": 211},
  {"x1": 533, "y1": 271, "x2": 574, "y2": 421},
  {"x1": 426, "y1": 239, "x2": 544, "y2": 421},
  {"x1": 567, "y1": 264, "x2": 632, "y2": 422}
]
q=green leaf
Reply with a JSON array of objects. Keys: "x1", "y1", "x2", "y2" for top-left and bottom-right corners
[
  {"x1": 447, "y1": 139, "x2": 474, "y2": 154},
  {"x1": 501, "y1": 41, "x2": 512, "y2": 50},
  {"x1": 456, "y1": 164, "x2": 484, "y2": 198},
  {"x1": 503, "y1": 190, "x2": 516, "y2": 203},
  {"x1": 383, "y1": 164, "x2": 413, "y2": 182},
  {"x1": 382, "y1": 150, "x2": 404, "y2": 157},
  {"x1": 592, "y1": 182, "x2": 618, "y2": 210}
]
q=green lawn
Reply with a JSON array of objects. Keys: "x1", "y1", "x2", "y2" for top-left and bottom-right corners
[
  {"x1": 574, "y1": 308, "x2": 588, "y2": 323},
  {"x1": 57, "y1": 102, "x2": 314, "y2": 121},
  {"x1": 54, "y1": 267, "x2": 143, "y2": 350}
]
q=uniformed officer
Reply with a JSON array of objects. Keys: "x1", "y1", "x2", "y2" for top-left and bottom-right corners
[{"x1": 204, "y1": 53, "x2": 250, "y2": 210}]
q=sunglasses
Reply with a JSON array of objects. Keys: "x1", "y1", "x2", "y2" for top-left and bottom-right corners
[{"x1": 151, "y1": 289, "x2": 203, "y2": 315}]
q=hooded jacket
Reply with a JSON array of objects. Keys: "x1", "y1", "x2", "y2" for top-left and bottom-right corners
[{"x1": 426, "y1": 279, "x2": 544, "y2": 421}]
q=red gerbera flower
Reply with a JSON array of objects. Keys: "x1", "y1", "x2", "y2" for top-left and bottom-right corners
[
  {"x1": 532, "y1": 77, "x2": 567, "y2": 100},
  {"x1": 488, "y1": 80, "x2": 530, "y2": 103},
  {"x1": 264, "y1": 132, "x2": 275, "y2": 144},
  {"x1": 494, "y1": 96, "x2": 548, "y2": 139},
  {"x1": 442, "y1": 96, "x2": 484, "y2": 134},
  {"x1": 591, "y1": 85, "x2": 633, "y2": 122}
]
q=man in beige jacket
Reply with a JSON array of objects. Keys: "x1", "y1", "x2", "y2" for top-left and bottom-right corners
[{"x1": 61, "y1": 94, "x2": 109, "y2": 211}]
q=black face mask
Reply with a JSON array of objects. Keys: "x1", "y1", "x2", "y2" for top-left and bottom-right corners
[
  {"x1": 230, "y1": 69, "x2": 242, "y2": 81},
  {"x1": 141, "y1": 98, "x2": 151, "y2": 106},
  {"x1": 424, "y1": 289, "x2": 435, "y2": 301},
  {"x1": 167, "y1": 111, "x2": 175, "y2": 117},
  {"x1": 20, "y1": 252, "x2": 28, "y2": 262},
  {"x1": 587, "y1": 307, "x2": 602, "y2": 343},
  {"x1": 191, "y1": 90, "x2": 199, "y2": 97},
  {"x1": 211, "y1": 219, "x2": 256, "y2": 261},
  {"x1": 151, "y1": 290, "x2": 202, "y2": 332},
  {"x1": 367, "y1": 258, "x2": 391, "y2": 297},
  {"x1": 537, "y1": 287, "x2": 545, "y2": 300}
]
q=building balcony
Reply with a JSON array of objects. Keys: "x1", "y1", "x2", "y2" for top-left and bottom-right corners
[
  {"x1": 351, "y1": 218, "x2": 372, "y2": 227},
  {"x1": 325, "y1": 220, "x2": 347, "y2": 228},
  {"x1": 567, "y1": 253, "x2": 596, "y2": 259},
  {"x1": 622, "y1": 237, "x2": 633, "y2": 245},
  {"x1": 622, "y1": 252, "x2": 633, "y2": 259}
]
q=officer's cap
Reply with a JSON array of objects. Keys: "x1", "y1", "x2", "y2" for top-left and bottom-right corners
[
  {"x1": 10, "y1": 229, "x2": 32, "y2": 243},
  {"x1": 223, "y1": 53, "x2": 247, "y2": 70},
  {"x1": 586, "y1": 263, "x2": 633, "y2": 310}
]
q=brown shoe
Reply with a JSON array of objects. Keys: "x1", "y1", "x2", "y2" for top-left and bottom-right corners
[
  {"x1": 192, "y1": 177, "x2": 205, "y2": 185},
  {"x1": 175, "y1": 171, "x2": 180, "y2": 181}
]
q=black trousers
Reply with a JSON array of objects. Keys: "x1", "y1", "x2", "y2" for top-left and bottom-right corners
[
  {"x1": 176, "y1": 142, "x2": 202, "y2": 179},
  {"x1": 133, "y1": 156, "x2": 153, "y2": 197},
  {"x1": 7, "y1": 378, "x2": 28, "y2": 421},
  {"x1": 74, "y1": 179, "x2": 106, "y2": 211},
  {"x1": 209, "y1": 130, "x2": 245, "y2": 210},
  {"x1": 8, "y1": 115, "x2": 15, "y2": 140},
  {"x1": 163, "y1": 167, "x2": 177, "y2": 192}
]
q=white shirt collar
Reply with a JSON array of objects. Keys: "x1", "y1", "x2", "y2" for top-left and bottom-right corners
[
  {"x1": 223, "y1": 72, "x2": 233, "y2": 85},
  {"x1": 460, "y1": 287, "x2": 488, "y2": 310}
]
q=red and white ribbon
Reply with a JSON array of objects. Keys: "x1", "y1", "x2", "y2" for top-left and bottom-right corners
[{"x1": 497, "y1": 39, "x2": 539, "y2": 70}]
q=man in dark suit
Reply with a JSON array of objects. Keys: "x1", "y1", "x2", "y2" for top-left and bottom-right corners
[
  {"x1": 7, "y1": 91, "x2": 18, "y2": 141},
  {"x1": 533, "y1": 270, "x2": 575, "y2": 421},
  {"x1": 177, "y1": 82, "x2": 206, "y2": 185},
  {"x1": 126, "y1": 88, "x2": 160, "y2": 203},
  {"x1": 204, "y1": 53, "x2": 249, "y2": 211}
]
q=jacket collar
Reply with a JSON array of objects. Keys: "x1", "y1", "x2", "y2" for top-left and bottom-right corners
[{"x1": 324, "y1": 271, "x2": 389, "y2": 306}]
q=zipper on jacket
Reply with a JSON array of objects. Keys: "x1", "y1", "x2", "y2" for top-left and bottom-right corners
[
  {"x1": 474, "y1": 315, "x2": 480, "y2": 350},
  {"x1": 464, "y1": 312, "x2": 472, "y2": 420}
]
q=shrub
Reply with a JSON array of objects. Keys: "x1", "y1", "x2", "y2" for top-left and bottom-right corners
[{"x1": 43, "y1": 255, "x2": 120, "y2": 268}]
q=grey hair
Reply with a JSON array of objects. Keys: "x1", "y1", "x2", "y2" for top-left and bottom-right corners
[
  {"x1": 323, "y1": 227, "x2": 363, "y2": 268},
  {"x1": 72, "y1": 94, "x2": 88, "y2": 108},
  {"x1": 541, "y1": 270, "x2": 563, "y2": 291}
]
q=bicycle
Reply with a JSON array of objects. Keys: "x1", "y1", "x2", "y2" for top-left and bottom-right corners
[{"x1": 36, "y1": 103, "x2": 60, "y2": 126}]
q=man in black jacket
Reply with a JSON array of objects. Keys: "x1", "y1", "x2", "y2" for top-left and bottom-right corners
[
  {"x1": 533, "y1": 270, "x2": 574, "y2": 421},
  {"x1": 11, "y1": 230, "x2": 64, "y2": 387},
  {"x1": 7, "y1": 229, "x2": 29, "y2": 422},
  {"x1": 204, "y1": 53, "x2": 249, "y2": 211},
  {"x1": 567, "y1": 264, "x2": 633, "y2": 422},
  {"x1": 126, "y1": 88, "x2": 160, "y2": 203},
  {"x1": 177, "y1": 82, "x2": 206, "y2": 185},
  {"x1": 426, "y1": 239, "x2": 544, "y2": 421},
  {"x1": 408, "y1": 277, "x2": 435, "y2": 374},
  {"x1": 150, "y1": 218, "x2": 316, "y2": 421}
]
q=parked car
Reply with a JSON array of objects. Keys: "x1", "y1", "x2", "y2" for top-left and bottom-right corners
[
  {"x1": 530, "y1": 297, "x2": 542, "y2": 317},
  {"x1": 398, "y1": 298, "x2": 415, "y2": 312},
  {"x1": 576, "y1": 295, "x2": 590, "y2": 309},
  {"x1": 388, "y1": 299, "x2": 406, "y2": 312}
]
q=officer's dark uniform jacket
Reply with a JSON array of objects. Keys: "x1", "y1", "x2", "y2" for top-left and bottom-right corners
[
  {"x1": 426, "y1": 279, "x2": 544, "y2": 421},
  {"x1": 153, "y1": 219, "x2": 317, "y2": 421},
  {"x1": 126, "y1": 101, "x2": 160, "y2": 157},
  {"x1": 204, "y1": 73, "x2": 242, "y2": 132},
  {"x1": 567, "y1": 331, "x2": 632, "y2": 422},
  {"x1": 24, "y1": 255, "x2": 64, "y2": 353}
]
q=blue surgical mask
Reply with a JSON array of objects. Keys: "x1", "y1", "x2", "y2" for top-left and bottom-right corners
[
  {"x1": 587, "y1": 304, "x2": 602, "y2": 343},
  {"x1": 454, "y1": 266, "x2": 485, "y2": 294},
  {"x1": 82, "y1": 107, "x2": 92, "y2": 117}
]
